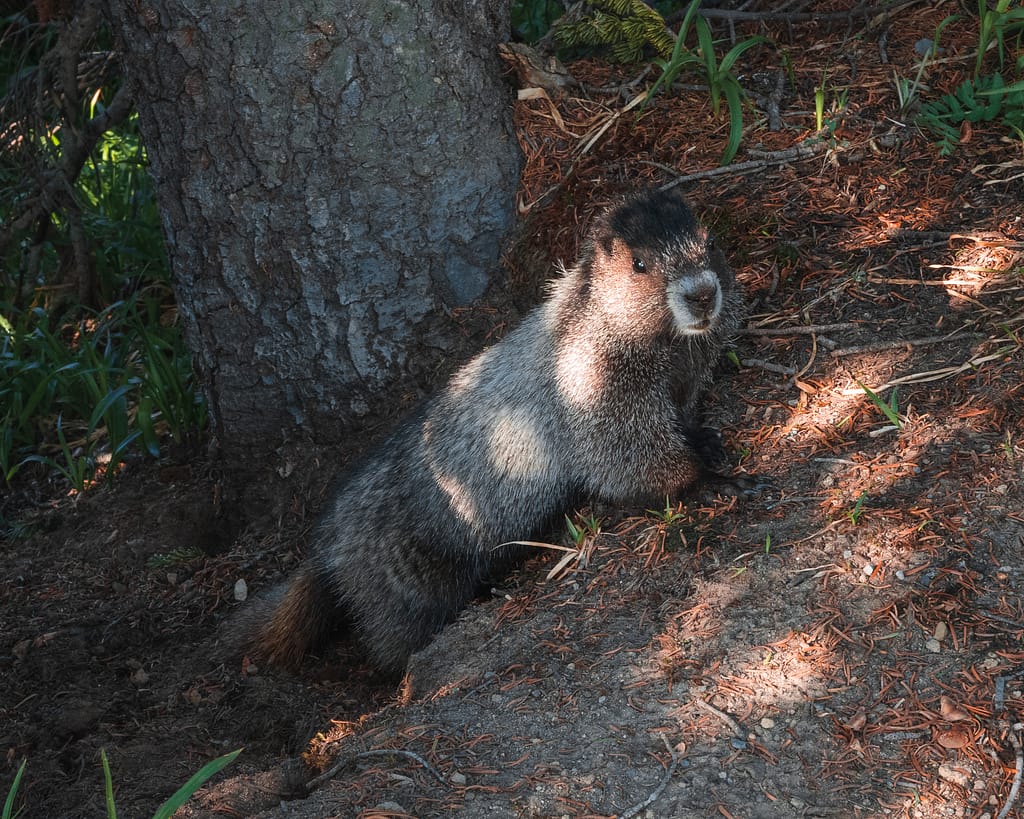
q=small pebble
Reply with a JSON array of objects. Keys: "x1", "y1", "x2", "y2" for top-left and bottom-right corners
[
  {"x1": 760, "y1": 717, "x2": 776, "y2": 729},
  {"x1": 937, "y1": 762, "x2": 969, "y2": 788},
  {"x1": 449, "y1": 772, "x2": 467, "y2": 786},
  {"x1": 234, "y1": 578, "x2": 248, "y2": 602},
  {"x1": 933, "y1": 621, "x2": 948, "y2": 641},
  {"x1": 862, "y1": 563, "x2": 875, "y2": 576},
  {"x1": 373, "y1": 803, "x2": 407, "y2": 814},
  {"x1": 926, "y1": 638, "x2": 942, "y2": 653}
]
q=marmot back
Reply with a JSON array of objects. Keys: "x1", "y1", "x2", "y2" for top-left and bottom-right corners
[{"x1": 245, "y1": 187, "x2": 750, "y2": 676}]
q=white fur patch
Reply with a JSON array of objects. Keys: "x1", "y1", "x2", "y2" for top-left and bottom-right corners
[{"x1": 668, "y1": 268, "x2": 722, "y2": 335}]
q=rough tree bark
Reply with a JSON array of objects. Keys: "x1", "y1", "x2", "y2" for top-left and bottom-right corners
[{"x1": 99, "y1": 0, "x2": 521, "y2": 505}]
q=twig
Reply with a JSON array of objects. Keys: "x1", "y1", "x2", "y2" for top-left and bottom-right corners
[
  {"x1": 882, "y1": 228, "x2": 1018, "y2": 245},
  {"x1": 306, "y1": 748, "x2": 448, "y2": 790},
  {"x1": 744, "y1": 322, "x2": 857, "y2": 337},
  {"x1": 660, "y1": 141, "x2": 829, "y2": 189},
  {"x1": 741, "y1": 358, "x2": 797, "y2": 376},
  {"x1": 794, "y1": 331, "x2": 818, "y2": 382},
  {"x1": 980, "y1": 611, "x2": 1024, "y2": 630},
  {"x1": 691, "y1": 696, "x2": 744, "y2": 737},
  {"x1": 618, "y1": 734, "x2": 682, "y2": 819},
  {"x1": 829, "y1": 332, "x2": 974, "y2": 358},
  {"x1": 994, "y1": 669, "x2": 1024, "y2": 713},
  {"x1": 839, "y1": 344, "x2": 1018, "y2": 396},
  {"x1": 997, "y1": 726, "x2": 1023, "y2": 819},
  {"x1": 694, "y1": 2, "x2": 904, "y2": 23}
]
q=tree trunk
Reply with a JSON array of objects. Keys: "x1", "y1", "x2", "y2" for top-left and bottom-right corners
[{"x1": 101, "y1": 0, "x2": 520, "y2": 504}]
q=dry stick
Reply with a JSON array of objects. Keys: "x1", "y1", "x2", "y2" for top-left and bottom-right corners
[
  {"x1": 691, "y1": 696, "x2": 744, "y2": 737},
  {"x1": 0, "y1": 79, "x2": 134, "y2": 253},
  {"x1": 882, "y1": 228, "x2": 1019, "y2": 244},
  {"x1": 619, "y1": 734, "x2": 681, "y2": 819},
  {"x1": 659, "y1": 142, "x2": 829, "y2": 190},
  {"x1": 695, "y1": 1, "x2": 907, "y2": 23},
  {"x1": 829, "y1": 332, "x2": 975, "y2": 358},
  {"x1": 743, "y1": 322, "x2": 857, "y2": 337},
  {"x1": 306, "y1": 749, "x2": 448, "y2": 790},
  {"x1": 997, "y1": 727, "x2": 1023, "y2": 819},
  {"x1": 741, "y1": 358, "x2": 797, "y2": 376},
  {"x1": 838, "y1": 346, "x2": 1017, "y2": 396},
  {"x1": 793, "y1": 331, "x2": 818, "y2": 383}
]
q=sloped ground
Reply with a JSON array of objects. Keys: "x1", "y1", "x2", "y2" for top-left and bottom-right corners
[{"x1": 3, "y1": 3, "x2": 1024, "y2": 817}]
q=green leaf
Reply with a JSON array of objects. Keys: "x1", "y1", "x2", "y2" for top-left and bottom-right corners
[
  {"x1": 151, "y1": 749, "x2": 242, "y2": 819},
  {"x1": 100, "y1": 750, "x2": 118, "y2": 819},
  {"x1": 3, "y1": 759, "x2": 27, "y2": 819},
  {"x1": 718, "y1": 35, "x2": 768, "y2": 77},
  {"x1": 88, "y1": 383, "x2": 135, "y2": 434},
  {"x1": 721, "y1": 78, "x2": 745, "y2": 164}
]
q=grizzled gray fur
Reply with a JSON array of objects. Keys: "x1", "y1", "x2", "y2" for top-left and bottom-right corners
[{"x1": 248, "y1": 187, "x2": 747, "y2": 676}]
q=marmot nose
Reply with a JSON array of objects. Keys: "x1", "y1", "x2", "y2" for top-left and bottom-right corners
[{"x1": 685, "y1": 285, "x2": 717, "y2": 316}]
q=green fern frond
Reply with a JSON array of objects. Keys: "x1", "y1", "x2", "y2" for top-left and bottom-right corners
[{"x1": 918, "y1": 73, "x2": 1024, "y2": 154}]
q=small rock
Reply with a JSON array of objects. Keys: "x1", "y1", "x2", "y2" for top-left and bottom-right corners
[
  {"x1": 937, "y1": 762, "x2": 969, "y2": 787},
  {"x1": 933, "y1": 622, "x2": 948, "y2": 641},
  {"x1": 862, "y1": 563, "x2": 875, "y2": 576},
  {"x1": 130, "y1": 667, "x2": 149, "y2": 685},
  {"x1": 234, "y1": 578, "x2": 248, "y2": 602},
  {"x1": 449, "y1": 772, "x2": 467, "y2": 786},
  {"x1": 373, "y1": 802, "x2": 407, "y2": 814},
  {"x1": 760, "y1": 717, "x2": 776, "y2": 729},
  {"x1": 895, "y1": 570, "x2": 906, "y2": 581},
  {"x1": 926, "y1": 638, "x2": 942, "y2": 653}
]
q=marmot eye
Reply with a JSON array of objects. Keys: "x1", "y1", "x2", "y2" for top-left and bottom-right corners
[
  {"x1": 632, "y1": 257, "x2": 647, "y2": 273},
  {"x1": 705, "y1": 236, "x2": 716, "y2": 252}
]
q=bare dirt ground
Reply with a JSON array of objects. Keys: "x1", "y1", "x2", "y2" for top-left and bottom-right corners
[{"x1": 3, "y1": 4, "x2": 1024, "y2": 818}]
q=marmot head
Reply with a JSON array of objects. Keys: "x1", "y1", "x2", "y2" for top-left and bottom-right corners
[{"x1": 581, "y1": 188, "x2": 735, "y2": 340}]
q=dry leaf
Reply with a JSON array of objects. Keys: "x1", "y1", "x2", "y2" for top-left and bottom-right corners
[
  {"x1": 940, "y1": 695, "x2": 970, "y2": 722},
  {"x1": 845, "y1": 710, "x2": 867, "y2": 731}
]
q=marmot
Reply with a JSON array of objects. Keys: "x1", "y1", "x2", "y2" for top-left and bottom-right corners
[{"x1": 247, "y1": 187, "x2": 752, "y2": 676}]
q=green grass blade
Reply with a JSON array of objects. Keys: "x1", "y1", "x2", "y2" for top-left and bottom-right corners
[
  {"x1": 100, "y1": 750, "x2": 118, "y2": 819},
  {"x1": 3, "y1": 759, "x2": 27, "y2": 819},
  {"x1": 721, "y1": 79, "x2": 745, "y2": 164},
  {"x1": 88, "y1": 383, "x2": 135, "y2": 434},
  {"x1": 151, "y1": 748, "x2": 242, "y2": 819},
  {"x1": 857, "y1": 380, "x2": 902, "y2": 428},
  {"x1": 718, "y1": 35, "x2": 769, "y2": 77}
]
